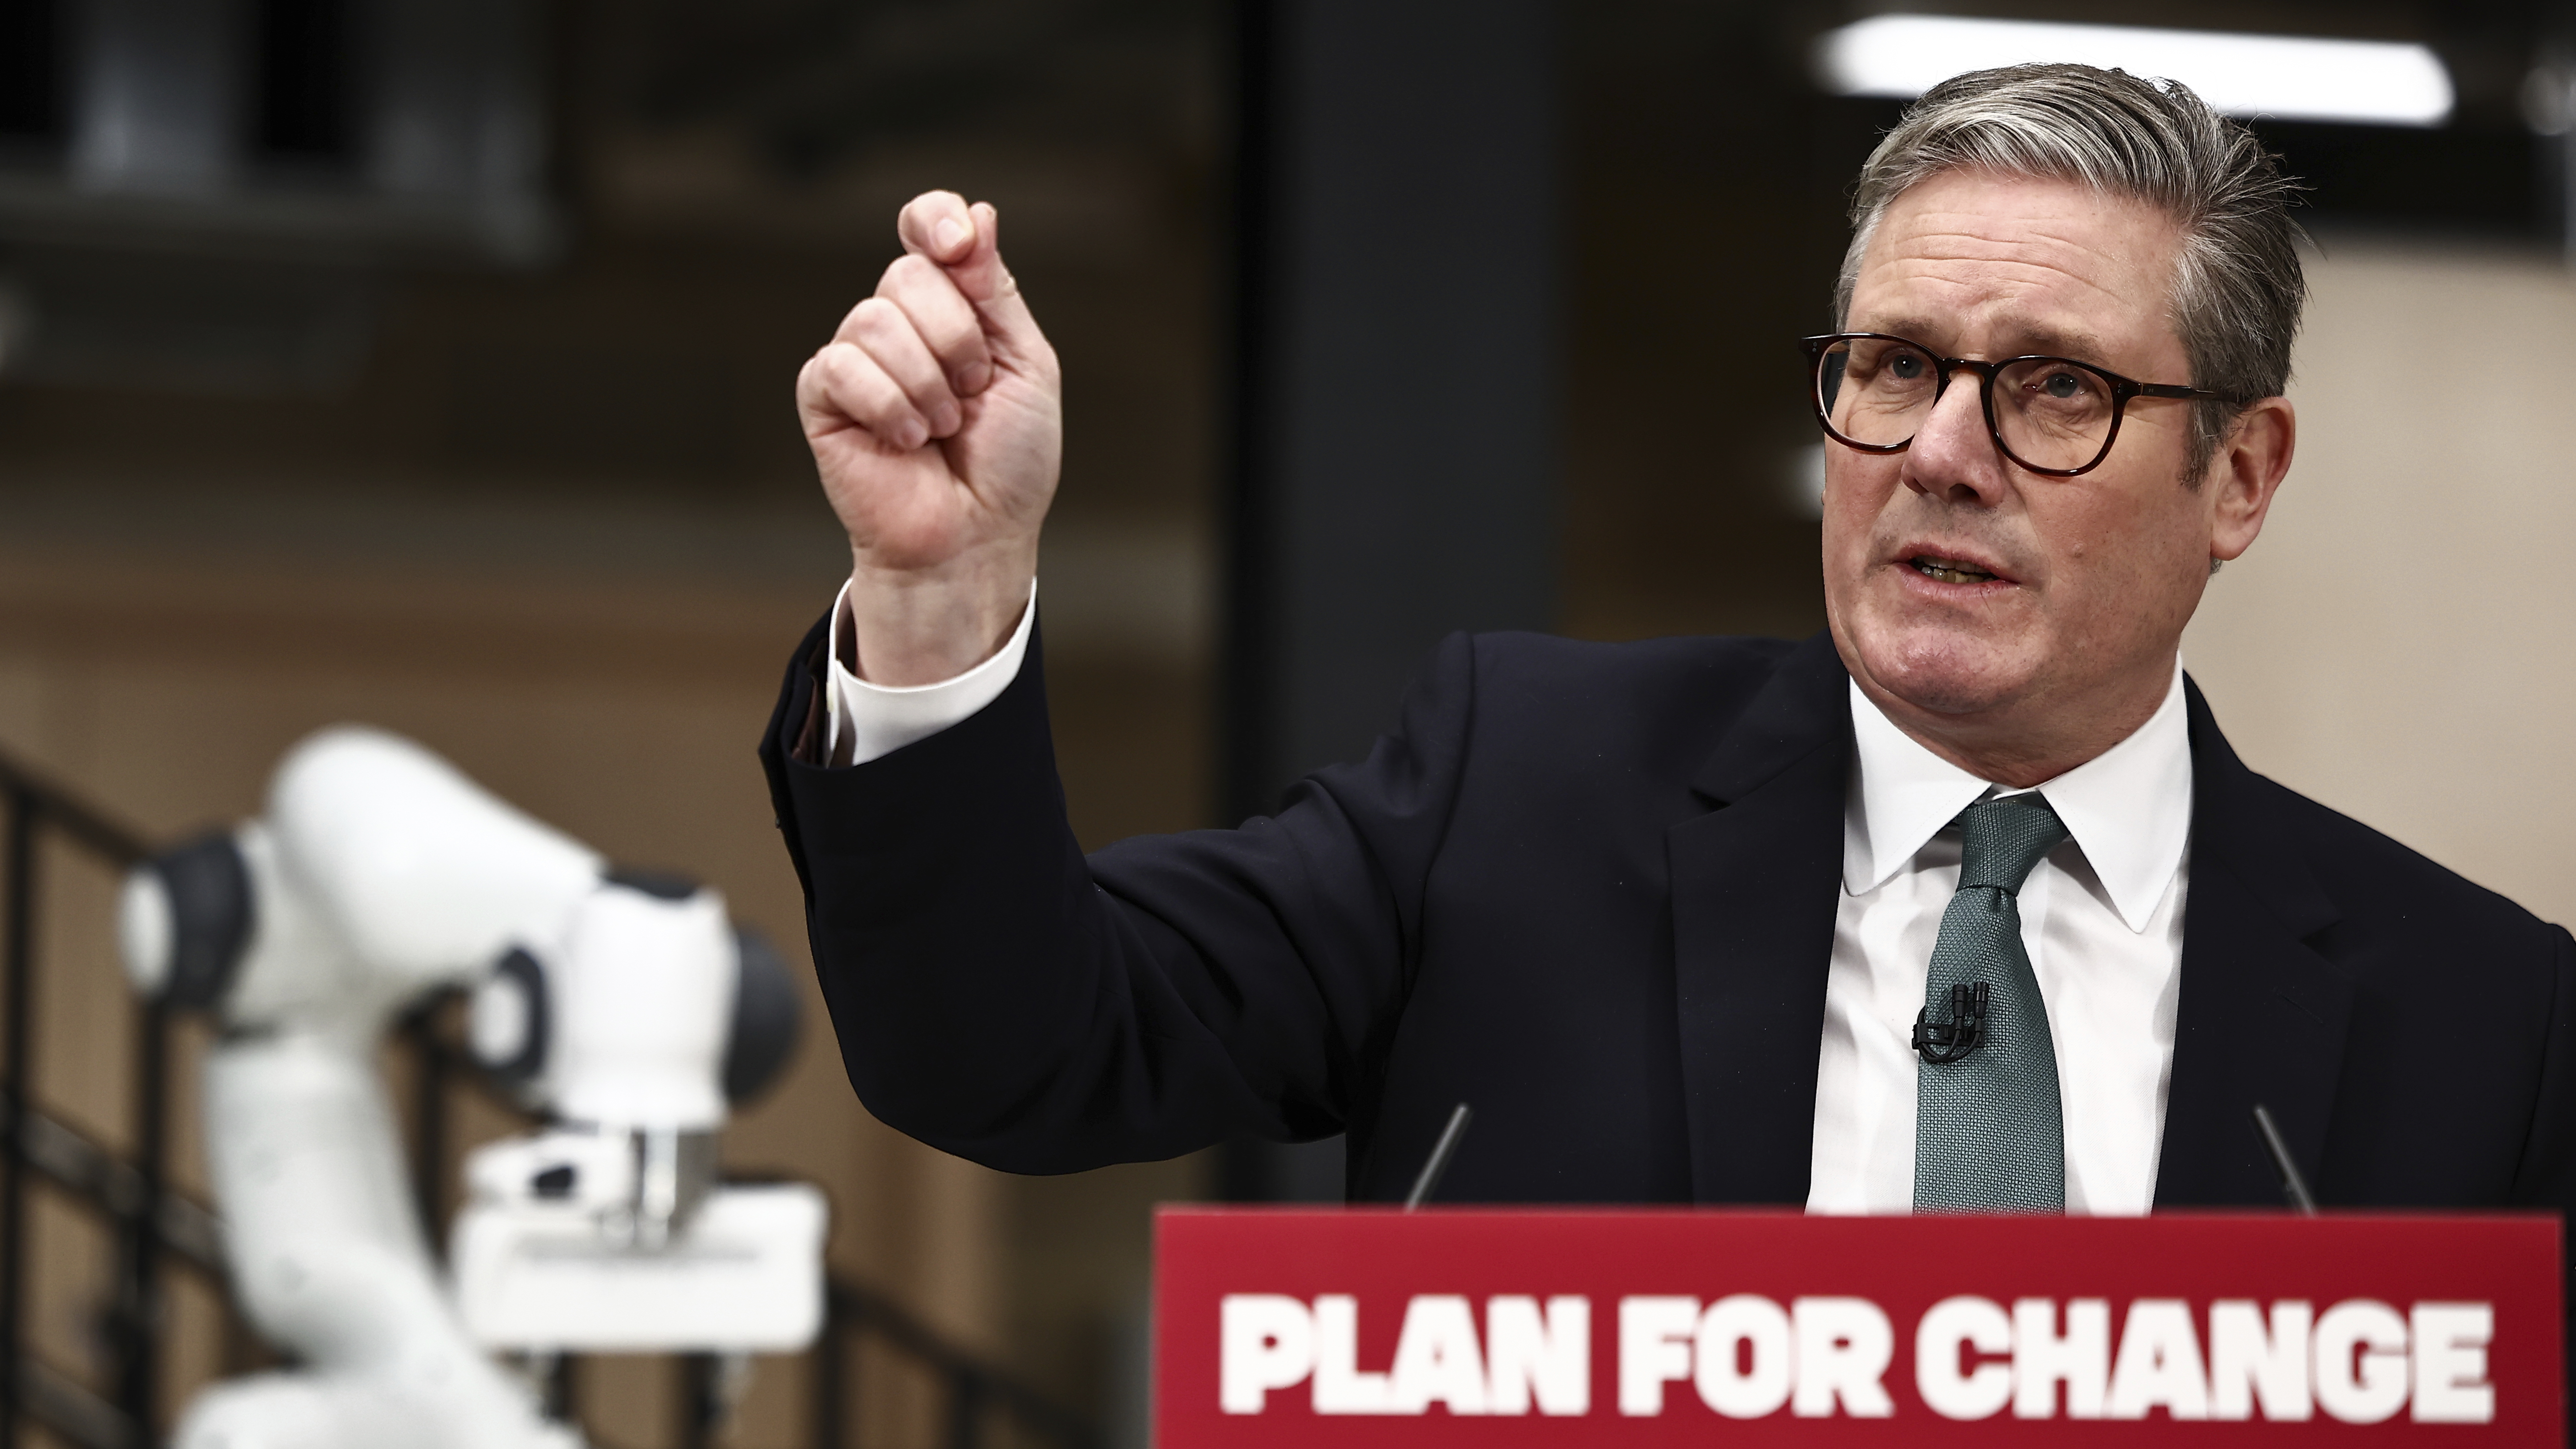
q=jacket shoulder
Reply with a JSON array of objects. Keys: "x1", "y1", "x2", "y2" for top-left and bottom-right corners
[
  {"x1": 2242, "y1": 770, "x2": 2563, "y2": 949},
  {"x1": 1446, "y1": 630, "x2": 1813, "y2": 786},
  {"x1": 1464, "y1": 630, "x2": 1803, "y2": 712}
]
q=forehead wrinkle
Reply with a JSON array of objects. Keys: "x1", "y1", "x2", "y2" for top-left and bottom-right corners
[
  {"x1": 1894, "y1": 203, "x2": 2168, "y2": 263},
  {"x1": 1875, "y1": 222, "x2": 2161, "y2": 308},
  {"x1": 1870, "y1": 185, "x2": 2179, "y2": 302},
  {"x1": 1860, "y1": 255, "x2": 2146, "y2": 344}
]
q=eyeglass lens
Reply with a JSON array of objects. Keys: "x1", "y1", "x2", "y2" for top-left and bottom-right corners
[{"x1": 1815, "y1": 336, "x2": 2119, "y2": 473}]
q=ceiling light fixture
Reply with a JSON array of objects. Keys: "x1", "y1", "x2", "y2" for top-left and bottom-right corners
[{"x1": 1815, "y1": 15, "x2": 2454, "y2": 128}]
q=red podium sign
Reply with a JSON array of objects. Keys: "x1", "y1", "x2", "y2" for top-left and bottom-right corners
[{"x1": 1154, "y1": 1208, "x2": 2562, "y2": 1445}]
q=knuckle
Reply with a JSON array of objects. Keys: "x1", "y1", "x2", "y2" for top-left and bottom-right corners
[
  {"x1": 820, "y1": 342, "x2": 871, "y2": 385},
  {"x1": 847, "y1": 301, "x2": 916, "y2": 353},
  {"x1": 881, "y1": 254, "x2": 941, "y2": 291}
]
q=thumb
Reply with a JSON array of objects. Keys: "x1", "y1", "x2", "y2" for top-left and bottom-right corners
[{"x1": 935, "y1": 202, "x2": 1047, "y2": 365}]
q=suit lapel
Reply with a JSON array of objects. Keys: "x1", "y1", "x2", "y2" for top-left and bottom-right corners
[
  {"x1": 1668, "y1": 633, "x2": 1854, "y2": 1204},
  {"x1": 2154, "y1": 680, "x2": 2354, "y2": 1207}
]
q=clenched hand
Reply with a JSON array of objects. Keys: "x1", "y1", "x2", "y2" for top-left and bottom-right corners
[{"x1": 797, "y1": 191, "x2": 1062, "y2": 685}]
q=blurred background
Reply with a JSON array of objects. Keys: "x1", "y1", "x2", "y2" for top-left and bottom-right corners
[{"x1": 0, "y1": 0, "x2": 2570, "y2": 1445}]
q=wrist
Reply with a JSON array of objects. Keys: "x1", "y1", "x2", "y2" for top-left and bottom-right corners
[{"x1": 844, "y1": 538, "x2": 1036, "y2": 686}]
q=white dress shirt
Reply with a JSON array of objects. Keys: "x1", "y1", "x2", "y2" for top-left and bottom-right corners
[
  {"x1": 824, "y1": 580, "x2": 1037, "y2": 766},
  {"x1": 1809, "y1": 666, "x2": 2193, "y2": 1216},
  {"x1": 823, "y1": 585, "x2": 2193, "y2": 1213}
]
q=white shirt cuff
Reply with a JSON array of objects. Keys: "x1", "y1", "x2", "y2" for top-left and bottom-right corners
[{"x1": 825, "y1": 579, "x2": 1037, "y2": 767}]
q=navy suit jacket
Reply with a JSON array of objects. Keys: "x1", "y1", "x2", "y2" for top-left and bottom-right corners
[{"x1": 760, "y1": 619, "x2": 2576, "y2": 1225}]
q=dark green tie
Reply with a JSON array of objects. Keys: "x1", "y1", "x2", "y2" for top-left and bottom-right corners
[{"x1": 1913, "y1": 793, "x2": 2070, "y2": 1211}]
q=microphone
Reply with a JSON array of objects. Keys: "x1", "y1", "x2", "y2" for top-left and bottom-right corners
[
  {"x1": 1911, "y1": 981, "x2": 1989, "y2": 1063},
  {"x1": 1403, "y1": 1103, "x2": 1473, "y2": 1210},
  {"x1": 2250, "y1": 1102, "x2": 2319, "y2": 1216}
]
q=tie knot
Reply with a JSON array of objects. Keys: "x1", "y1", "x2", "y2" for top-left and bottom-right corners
[{"x1": 1954, "y1": 793, "x2": 2068, "y2": 894}]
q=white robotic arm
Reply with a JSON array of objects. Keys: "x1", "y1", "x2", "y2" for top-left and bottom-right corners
[
  {"x1": 116, "y1": 726, "x2": 818, "y2": 1449},
  {"x1": 451, "y1": 882, "x2": 823, "y2": 1356},
  {"x1": 122, "y1": 726, "x2": 606, "y2": 1039}
]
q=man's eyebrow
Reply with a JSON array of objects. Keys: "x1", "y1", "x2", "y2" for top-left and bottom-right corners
[
  {"x1": 2002, "y1": 320, "x2": 2111, "y2": 361},
  {"x1": 1845, "y1": 314, "x2": 1946, "y2": 347},
  {"x1": 1848, "y1": 315, "x2": 2114, "y2": 363}
]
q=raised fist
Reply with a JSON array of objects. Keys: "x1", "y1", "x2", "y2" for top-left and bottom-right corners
[{"x1": 796, "y1": 192, "x2": 1063, "y2": 684}]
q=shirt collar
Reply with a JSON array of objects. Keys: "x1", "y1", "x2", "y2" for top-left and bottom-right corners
[{"x1": 1842, "y1": 659, "x2": 2194, "y2": 932}]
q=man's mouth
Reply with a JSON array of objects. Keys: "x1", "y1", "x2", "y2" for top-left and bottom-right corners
[{"x1": 1910, "y1": 554, "x2": 2001, "y2": 585}]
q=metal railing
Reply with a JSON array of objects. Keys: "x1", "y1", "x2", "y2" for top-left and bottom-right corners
[{"x1": 0, "y1": 750, "x2": 1101, "y2": 1449}]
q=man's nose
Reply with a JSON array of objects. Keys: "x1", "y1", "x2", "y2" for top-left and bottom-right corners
[{"x1": 1900, "y1": 368, "x2": 2012, "y2": 505}]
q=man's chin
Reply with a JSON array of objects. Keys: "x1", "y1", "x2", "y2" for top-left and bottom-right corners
[{"x1": 1840, "y1": 625, "x2": 2037, "y2": 721}]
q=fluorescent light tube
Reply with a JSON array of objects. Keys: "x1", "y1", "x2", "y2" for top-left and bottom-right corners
[{"x1": 1815, "y1": 15, "x2": 2454, "y2": 127}]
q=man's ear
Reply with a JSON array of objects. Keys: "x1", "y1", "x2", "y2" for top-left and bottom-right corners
[{"x1": 2207, "y1": 396, "x2": 2295, "y2": 564}]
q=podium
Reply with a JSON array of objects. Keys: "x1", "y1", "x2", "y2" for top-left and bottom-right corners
[{"x1": 1155, "y1": 1208, "x2": 2563, "y2": 1444}]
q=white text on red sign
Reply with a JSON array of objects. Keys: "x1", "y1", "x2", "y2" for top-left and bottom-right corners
[{"x1": 1218, "y1": 1293, "x2": 2496, "y2": 1424}]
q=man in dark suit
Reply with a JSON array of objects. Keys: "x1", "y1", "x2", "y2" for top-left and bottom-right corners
[{"x1": 763, "y1": 64, "x2": 2575, "y2": 1232}]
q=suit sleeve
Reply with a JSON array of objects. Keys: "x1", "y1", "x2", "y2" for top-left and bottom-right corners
[{"x1": 758, "y1": 617, "x2": 1481, "y2": 1175}]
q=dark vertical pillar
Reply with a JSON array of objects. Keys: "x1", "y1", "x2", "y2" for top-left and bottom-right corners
[{"x1": 1221, "y1": 0, "x2": 1561, "y2": 1199}]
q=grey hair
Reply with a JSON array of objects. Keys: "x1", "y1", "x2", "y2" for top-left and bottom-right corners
[{"x1": 1834, "y1": 63, "x2": 2308, "y2": 479}]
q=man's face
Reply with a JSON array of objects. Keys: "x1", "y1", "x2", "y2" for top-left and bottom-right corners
[{"x1": 1822, "y1": 170, "x2": 2247, "y2": 745}]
